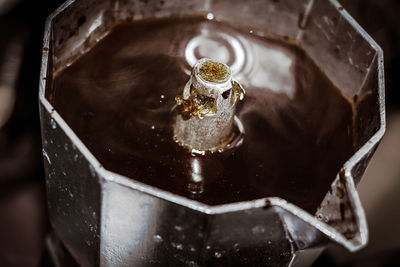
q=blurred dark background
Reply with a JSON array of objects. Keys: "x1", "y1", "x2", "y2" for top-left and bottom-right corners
[
  {"x1": 0, "y1": 0, "x2": 399, "y2": 266},
  {"x1": 0, "y1": 1, "x2": 64, "y2": 266}
]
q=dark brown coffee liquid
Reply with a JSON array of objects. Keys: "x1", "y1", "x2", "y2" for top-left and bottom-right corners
[{"x1": 51, "y1": 17, "x2": 355, "y2": 213}]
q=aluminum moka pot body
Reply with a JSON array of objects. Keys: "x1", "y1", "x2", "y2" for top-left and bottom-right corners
[{"x1": 39, "y1": 0, "x2": 385, "y2": 266}]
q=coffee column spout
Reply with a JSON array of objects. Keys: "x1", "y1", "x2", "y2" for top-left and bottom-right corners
[{"x1": 173, "y1": 58, "x2": 245, "y2": 154}]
